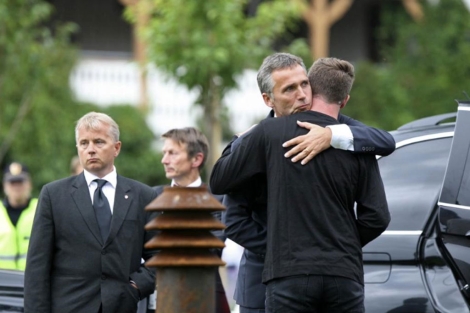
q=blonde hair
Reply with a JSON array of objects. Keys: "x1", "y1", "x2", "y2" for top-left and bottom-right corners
[{"x1": 75, "y1": 112, "x2": 120, "y2": 143}]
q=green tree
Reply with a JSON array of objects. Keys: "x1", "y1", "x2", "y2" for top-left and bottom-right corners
[
  {"x1": 109, "y1": 105, "x2": 166, "y2": 187},
  {"x1": 0, "y1": 0, "x2": 79, "y2": 194},
  {"x1": 0, "y1": 0, "x2": 166, "y2": 196},
  {"x1": 128, "y1": 0, "x2": 308, "y2": 175},
  {"x1": 344, "y1": 0, "x2": 470, "y2": 130}
]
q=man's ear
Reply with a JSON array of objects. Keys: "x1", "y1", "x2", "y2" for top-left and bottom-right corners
[
  {"x1": 114, "y1": 141, "x2": 122, "y2": 157},
  {"x1": 340, "y1": 95, "x2": 350, "y2": 109},
  {"x1": 191, "y1": 153, "x2": 204, "y2": 169},
  {"x1": 262, "y1": 93, "x2": 274, "y2": 109}
]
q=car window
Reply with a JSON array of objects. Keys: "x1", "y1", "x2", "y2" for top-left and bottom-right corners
[
  {"x1": 378, "y1": 137, "x2": 452, "y2": 231},
  {"x1": 456, "y1": 154, "x2": 470, "y2": 207}
]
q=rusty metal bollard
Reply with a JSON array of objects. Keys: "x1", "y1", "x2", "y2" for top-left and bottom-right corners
[{"x1": 144, "y1": 186, "x2": 226, "y2": 313}]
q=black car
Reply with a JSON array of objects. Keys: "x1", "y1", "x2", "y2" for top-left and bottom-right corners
[
  {"x1": 0, "y1": 269, "x2": 24, "y2": 313},
  {"x1": 364, "y1": 101, "x2": 470, "y2": 312},
  {"x1": 0, "y1": 267, "x2": 148, "y2": 313}
]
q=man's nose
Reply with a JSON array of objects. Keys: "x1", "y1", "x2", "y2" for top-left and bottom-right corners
[
  {"x1": 297, "y1": 86, "x2": 307, "y2": 99},
  {"x1": 86, "y1": 143, "x2": 96, "y2": 153}
]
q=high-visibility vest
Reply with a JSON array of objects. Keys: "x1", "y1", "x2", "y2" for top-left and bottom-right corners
[{"x1": 0, "y1": 198, "x2": 38, "y2": 270}]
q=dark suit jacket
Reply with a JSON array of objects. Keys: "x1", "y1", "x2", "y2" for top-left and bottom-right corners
[
  {"x1": 24, "y1": 174, "x2": 158, "y2": 313},
  {"x1": 222, "y1": 111, "x2": 395, "y2": 308}
]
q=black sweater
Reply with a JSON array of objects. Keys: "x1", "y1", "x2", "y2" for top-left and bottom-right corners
[{"x1": 210, "y1": 111, "x2": 390, "y2": 284}]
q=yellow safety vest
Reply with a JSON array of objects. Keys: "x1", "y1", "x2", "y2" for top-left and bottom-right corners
[{"x1": 0, "y1": 198, "x2": 38, "y2": 270}]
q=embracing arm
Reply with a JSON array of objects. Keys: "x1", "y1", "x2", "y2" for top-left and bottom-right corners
[
  {"x1": 24, "y1": 186, "x2": 54, "y2": 313},
  {"x1": 217, "y1": 131, "x2": 267, "y2": 254},
  {"x1": 336, "y1": 114, "x2": 395, "y2": 156},
  {"x1": 283, "y1": 115, "x2": 396, "y2": 164},
  {"x1": 210, "y1": 126, "x2": 266, "y2": 195},
  {"x1": 355, "y1": 157, "x2": 391, "y2": 247}
]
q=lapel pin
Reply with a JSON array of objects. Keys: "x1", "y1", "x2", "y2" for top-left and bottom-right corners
[{"x1": 125, "y1": 195, "x2": 129, "y2": 199}]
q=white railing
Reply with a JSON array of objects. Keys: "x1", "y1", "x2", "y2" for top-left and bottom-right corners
[{"x1": 69, "y1": 57, "x2": 268, "y2": 136}]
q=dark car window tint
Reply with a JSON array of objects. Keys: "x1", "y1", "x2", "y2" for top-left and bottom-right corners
[
  {"x1": 378, "y1": 137, "x2": 452, "y2": 231},
  {"x1": 456, "y1": 153, "x2": 470, "y2": 206}
]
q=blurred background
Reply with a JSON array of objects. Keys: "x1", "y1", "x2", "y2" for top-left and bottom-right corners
[
  {"x1": 2, "y1": 0, "x2": 470, "y2": 310},
  {"x1": 2, "y1": 0, "x2": 470, "y2": 194}
]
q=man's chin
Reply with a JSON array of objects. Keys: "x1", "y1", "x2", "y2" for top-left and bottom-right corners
[
  {"x1": 293, "y1": 108, "x2": 307, "y2": 114},
  {"x1": 84, "y1": 165, "x2": 100, "y2": 173}
]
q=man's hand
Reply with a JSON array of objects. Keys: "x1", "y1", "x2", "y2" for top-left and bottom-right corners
[
  {"x1": 130, "y1": 280, "x2": 141, "y2": 299},
  {"x1": 282, "y1": 121, "x2": 332, "y2": 165}
]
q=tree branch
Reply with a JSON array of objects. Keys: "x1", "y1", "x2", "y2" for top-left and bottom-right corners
[
  {"x1": 0, "y1": 93, "x2": 32, "y2": 164},
  {"x1": 402, "y1": 0, "x2": 424, "y2": 22},
  {"x1": 328, "y1": 0, "x2": 354, "y2": 25}
]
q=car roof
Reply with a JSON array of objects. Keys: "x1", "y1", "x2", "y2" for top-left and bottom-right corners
[{"x1": 390, "y1": 112, "x2": 456, "y2": 145}]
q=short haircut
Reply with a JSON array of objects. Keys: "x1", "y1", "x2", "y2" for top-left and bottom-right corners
[
  {"x1": 161, "y1": 127, "x2": 209, "y2": 169},
  {"x1": 75, "y1": 112, "x2": 120, "y2": 143},
  {"x1": 308, "y1": 57, "x2": 355, "y2": 104},
  {"x1": 257, "y1": 53, "x2": 307, "y2": 99}
]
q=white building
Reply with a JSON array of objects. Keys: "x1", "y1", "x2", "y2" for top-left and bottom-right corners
[{"x1": 69, "y1": 57, "x2": 269, "y2": 136}]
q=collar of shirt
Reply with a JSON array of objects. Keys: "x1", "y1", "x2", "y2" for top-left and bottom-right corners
[
  {"x1": 84, "y1": 167, "x2": 117, "y2": 213},
  {"x1": 171, "y1": 176, "x2": 202, "y2": 187}
]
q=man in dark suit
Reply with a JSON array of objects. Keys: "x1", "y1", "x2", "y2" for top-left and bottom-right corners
[
  {"x1": 212, "y1": 56, "x2": 391, "y2": 312},
  {"x1": 154, "y1": 127, "x2": 230, "y2": 313},
  {"x1": 24, "y1": 112, "x2": 158, "y2": 313}
]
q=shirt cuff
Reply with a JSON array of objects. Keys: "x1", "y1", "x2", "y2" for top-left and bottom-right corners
[{"x1": 327, "y1": 124, "x2": 354, "y2": 151}]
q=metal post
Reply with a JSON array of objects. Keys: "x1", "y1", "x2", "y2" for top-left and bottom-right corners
[{"x1": 145, "y1": 186, "x2": 226, "y2": 313}]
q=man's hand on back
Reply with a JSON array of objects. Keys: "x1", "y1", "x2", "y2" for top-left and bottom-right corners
[{"x1": 282, "y1": 121, "x2": 332, "y2": 165}]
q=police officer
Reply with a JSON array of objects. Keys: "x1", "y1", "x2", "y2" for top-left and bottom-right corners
[{"x1": 0, "y1": 162, "x2": 38, "y2": 270}]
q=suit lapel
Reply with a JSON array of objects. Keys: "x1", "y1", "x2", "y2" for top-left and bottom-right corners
[
  {"x1": 71, "y1": 174, "x2": 103, "y2": 245},
  {"x1": 106, "y1": 175, "x2": 131, "y2": 246}
]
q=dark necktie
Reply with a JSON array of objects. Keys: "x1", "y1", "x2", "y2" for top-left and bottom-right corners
[{"x1": 93, "y1": 179, "x2": 112, "y2": 242}]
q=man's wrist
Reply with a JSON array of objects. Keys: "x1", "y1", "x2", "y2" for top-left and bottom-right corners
[{"x1": 326, "y1": 124, "x2": 354, "y2": 151}]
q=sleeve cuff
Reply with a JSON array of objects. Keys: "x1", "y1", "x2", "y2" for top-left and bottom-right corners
[{"x1": 327, "y1": 124, "x2": 354, "y2": 151}]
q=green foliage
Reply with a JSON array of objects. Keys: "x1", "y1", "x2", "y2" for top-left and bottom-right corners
[
  {"x1": 127, "y1": 0, "x2": 307, "y2": 171},
  {"x1": 0, "y1": 0, "x2": 166, "y2": 196},
  {"x1": 0, "y1": 0, "x2": 79, "y2": 195},
  {"x1": 108, "y1": 105, "x2": 166, "y2": 187},
  {"x1": 142, "y1": 0, "x2": 304, "y2": 90},
  {"x1": 286, "y1": 38, "x2": 313, "y2": 66},
  {"x1": 344, "y1": 0, "x2": 470, "y2": 130},
  {"x1": 345, "y1": 62, "x2": 414, "y2": 130},
  {"x1": 195, "y1": 104, "x2": 234, "y2": 142}
]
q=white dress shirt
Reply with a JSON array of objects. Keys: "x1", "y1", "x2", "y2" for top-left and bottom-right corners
[
  {"x1": 84, "y1": 167, "x2": 117, "y2": 213},
  {"x1": 327, "y1": 124, "x2": 354, "y2": 151},
  {"x1": 171, "y1": 177, "x2": 202, "y2": 187}
]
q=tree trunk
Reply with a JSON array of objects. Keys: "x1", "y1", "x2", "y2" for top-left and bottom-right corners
[
  {"x1": 303, "y1": 0, "x2": 354, "y2": 60},
  {"x1": 312, "y1": 0, "x2": 329, "y2": 59},
  {"x1": 199, "y1": 77, "x2": 222, "y2": 178},
  {"x1": 202, "y1": 77, "x2": 222, "y2": 180},
  {"x1": 402, "y1": 0, "x2": 424, "y2": 22},
  {"x1": 119, "y1": 0, "x2": 151, "y2": 112}
]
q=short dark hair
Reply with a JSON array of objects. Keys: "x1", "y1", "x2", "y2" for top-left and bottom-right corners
[
  {"x1": 161, "y1": 127, "x2": 209, "y2": 169},
  {"x1": 308, "y1": 57, "x2": 355, "y2": 104}
]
